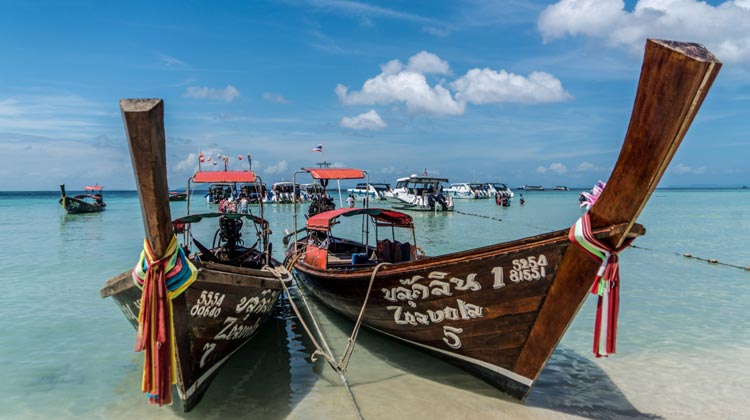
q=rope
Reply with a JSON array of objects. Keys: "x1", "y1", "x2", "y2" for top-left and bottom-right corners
[
  {"x1": 131, "y1": 235, "x2": 198, "y2": 406},
  {"x1": 453, "y1": 210, "x2": 503, "y2": 222},
  {"x1": 339, "y1": 262, "x2": 390, "y2": 371},
  {"x1": 281, "y1": 252, "x2": 364, "y2": 419},
  {"x1": 569, "y1": 212, "x2": 633, "y2": 358},
  {"x1": 630, "y1": 244, "x2": 750, "y2": 272}
]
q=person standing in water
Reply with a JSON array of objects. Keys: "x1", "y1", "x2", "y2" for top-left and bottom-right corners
[{"x1": 520, "y1": 194, "x2": 525, "y2": 206}]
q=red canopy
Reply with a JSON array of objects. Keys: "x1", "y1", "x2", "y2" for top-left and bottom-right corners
[
  {"x1": 307, "y1": 207, "x2": 412, "y2": 231},
  {"x1": 84, "y1": 186, "x2": 103, "y2": 191},
  {"x1": 193, "y1": 170, "x2": 256, "y2": 183},
  {"x1": 302, "y1": 168, "x2": 365, "y2": 180}
]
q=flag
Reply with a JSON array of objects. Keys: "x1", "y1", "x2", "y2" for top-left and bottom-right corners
[
  {"x1": 312, "y1": 144, "x2": 323, "y2": 152},
  {"x1": 199, "y1": 152, "x2": 205, "y2": 163}
]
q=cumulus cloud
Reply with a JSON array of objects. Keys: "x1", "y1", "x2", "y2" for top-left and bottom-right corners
[
  {"x1": 336, "y1": 51, "x2": 569, "y2": 116},
  {"x1": 174, "y1": 153, "x2": 199, "y2": 172},
  {"x1": 263, "y1": 92, "x2": 289, "y2": 104},
  {"x1": 340, "y1": 110, "x2": 387, "y2": 130},
  {"x1": 452, "y1": 69, "x2": 572, "y2": 104},
  {"x1": 672, "y1": 163, "x2": 706, "y2": 174},
  {"x1": 264, "y1": 160, "x2": 289, "y2": 175},
  {"x1": 335, "y1": 72, "x2": 465, "y2": 115},
  {"x1": 538, "y1": 0, "x2": 750, "y2": 63},
  {"x1": 537, "y1": 162, "x2": 568, "y2": 174},
  {"x1": 407, "y1": 51, "x2": 451, "y2": 75},
  {"x1": 576, "y1": 161, "x2": 602, "y2": 172},
  {"x1": 184, "y1": 85, "x2": 240, "y2": 102}
]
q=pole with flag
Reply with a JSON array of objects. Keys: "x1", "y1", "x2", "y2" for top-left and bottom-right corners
[{"x1": 312, "y1": 143, "x2": 329, "y2": 168}]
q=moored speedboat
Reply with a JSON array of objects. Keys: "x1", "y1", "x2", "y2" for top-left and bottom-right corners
[{"x1": 385, "y1": 175, "x2": 453, "y2": 212}]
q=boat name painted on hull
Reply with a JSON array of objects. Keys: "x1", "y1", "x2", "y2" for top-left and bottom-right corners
[{"x1": 382, "y1": 254, "x2": 549, "y2": 349}]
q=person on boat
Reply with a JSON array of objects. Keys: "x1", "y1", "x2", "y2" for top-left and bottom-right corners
[
  {"x1": 239, "y1": 195, "x2": 249, "y2": 214},
  {"x1": 347, "y1": 194, "x2": 355, "y2": 208}
]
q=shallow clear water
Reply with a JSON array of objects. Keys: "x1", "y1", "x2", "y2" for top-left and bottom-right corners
[{"x1": 0, "y1": 189, "x2": 748, "y2": 419}]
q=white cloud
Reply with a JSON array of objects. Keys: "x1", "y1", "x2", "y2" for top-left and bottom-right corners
[
  {"x1": 174, "y1": 153, "x2": 198, "y2": 172},
  {"x1": 576, "y1": 161, "x2": 602, "y2": 172},
  {"x1": 407, "y1": 51, "x2": 451, "y2": 75},
  {"x1": 672, "y1": 163, "x2": 706, "y2": 174},
  {"x1": 538, "y1": 0, "x2": 750, "y2": 63},
  {"x1": 336, "y1": 72, "x2": 465, "y2": 116},
  {"x1": 340, "y1": 110, "x2": 387, "y2": 130},
  {"x1": 184, "y1": 85, "x2": 240, "y2": 102},
  {"x1": 537, "y1": 162, "x2": 568, "y2": 174},
  {"x1": 335, "y1": 51, "x2": 569, "y2": 116},
  {"x1": 452, "y1": 69, "x2": 572, "y2": 104},
  {"x1": 263, "y1": 92, "x2": 289, "y2": 104},
  {"x1": 380, "y1": 166, "x2": 398, "y2": 174},
  {"x1": 264, "y1": 160, "x2": 289, "y2": 175}
]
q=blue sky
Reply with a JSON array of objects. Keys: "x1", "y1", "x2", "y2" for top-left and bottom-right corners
[{"x1": 1, "y1": 0, "x2": 748, "y2": 190}]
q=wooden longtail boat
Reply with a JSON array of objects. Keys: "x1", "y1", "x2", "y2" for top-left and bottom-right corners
[
  {"x1": 285, "y1": 39, "x2": 721, "y2": 400},
  {"x1": 59, "y1": 184, "x2": 106, "y2": 213},
  {"x1": 100, "y1": 99, "x2": 292, "y2": 412},
  {"x1": 168, "y1": 191, "x2": 187, "y2": 201}
]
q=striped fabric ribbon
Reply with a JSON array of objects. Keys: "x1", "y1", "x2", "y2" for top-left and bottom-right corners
[
  {"x1": 132, "y1": 235, "x2": 197, "y2": 406},
  {"x1": 568, "y1": 212, "x2": 632, "y2": 358}
]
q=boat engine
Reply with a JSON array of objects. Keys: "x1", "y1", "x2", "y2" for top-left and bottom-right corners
[{"x1": 216, "y1": 216, "x2": 244, "y2": 253}]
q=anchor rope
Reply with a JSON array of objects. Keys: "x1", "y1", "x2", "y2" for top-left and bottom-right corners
[{"x1": 280, "y1": 251, "x2": 372, "y2": 420}]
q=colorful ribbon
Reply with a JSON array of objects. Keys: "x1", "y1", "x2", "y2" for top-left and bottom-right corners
[
  {"x1": 132, "y1": 235, "x2": 197, "y2": 406},
  {"x1": 569, "y1": 212, "x2": 632, "y2": 358}
]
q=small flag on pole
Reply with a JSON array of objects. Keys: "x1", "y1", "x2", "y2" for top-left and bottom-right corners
[{"x1": 312, "y1": 144, "x2": 323, "y2": 152}]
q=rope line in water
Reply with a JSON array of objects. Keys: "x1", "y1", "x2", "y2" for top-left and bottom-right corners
[
  {"x1": 453, "y1": 210, "x2": 503, "y2": 222},
  {"x1": 630, "y1": 244, "x2": 750, "y2": 272}
]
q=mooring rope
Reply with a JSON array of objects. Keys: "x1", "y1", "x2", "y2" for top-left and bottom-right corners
[{"x1": 280, "y1": 252, "x2": 366, "y2": 419}]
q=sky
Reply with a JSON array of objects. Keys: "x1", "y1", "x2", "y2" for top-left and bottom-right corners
[{"x1": 1, "y1": 0, "x2": 749, "y2": 191}]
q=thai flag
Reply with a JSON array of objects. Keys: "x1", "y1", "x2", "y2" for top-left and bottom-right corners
[{"x1": 312, "y1": 144, "x2": 323, "y2": 152}]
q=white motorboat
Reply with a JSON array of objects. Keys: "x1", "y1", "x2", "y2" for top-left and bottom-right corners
[
  {"x1": 385, "y1": 175, "x2": 453, "y2": 212},
  {"x1": 346, "y1": 182, "x2": 392, "y2": 200},
  {"x1": 485, "y1": 182, "x2": 514, "y2": 198}
]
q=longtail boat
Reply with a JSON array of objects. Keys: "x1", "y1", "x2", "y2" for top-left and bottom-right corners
[
  {"x1": 168, "y1": 191, "x2": 187, "y2": 201},
  {"x1": 100, "y1": 99, "x2": 292, "y2": 412},
  {"x1": 284, "y1": 39, "x2": 721, "y2": 400},
  {"x1": 59, "y1": 184, "x2": 106, "y2": 213}
]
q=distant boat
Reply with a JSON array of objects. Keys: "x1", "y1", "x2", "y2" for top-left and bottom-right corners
[
  {"x1": 168, "y1": 191, "x2": 187, "y2": 201},
  {"x1": 553, "y1": 186, "x2": 569, "y2": 191},
  {"x1": 347, "y1": 182, "x2": 392, "y2": 200},
  {"x1": 59, "y1": 184, "x2": 106, "y2": 213},
  {"x1": 521, "y1": 185, "x2": 545, "y2": 191},
  {"x1": 485, "y1": 183, "x2": 514, "y2": 199}
]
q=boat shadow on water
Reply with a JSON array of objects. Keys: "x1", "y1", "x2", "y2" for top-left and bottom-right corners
[{"x1": 294, "y1": 285, "x2": 662, "y2": 420}]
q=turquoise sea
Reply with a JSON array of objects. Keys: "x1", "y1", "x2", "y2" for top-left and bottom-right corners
[{"x1": 1, "y1": 189, "x2": 748, "y2": 420}]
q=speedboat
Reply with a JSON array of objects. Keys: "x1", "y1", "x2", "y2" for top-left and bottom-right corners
[
  {"x1": 347, "y1": 182, "x2": 392, "y2": 200},
  {"x1": 385, "y1": 175, "x2": 453, "y2": 212}
]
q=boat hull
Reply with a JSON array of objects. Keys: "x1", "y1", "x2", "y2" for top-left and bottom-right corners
[
  {"x1": 59, "y1": 196, "x2": 105, "y2": 213},
  {"x1": 101, "y1": 262, "x2": 292, "y2": 411},
  {"x1": 291, "y1": 227, "x2": 621, "y2": 399}
]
